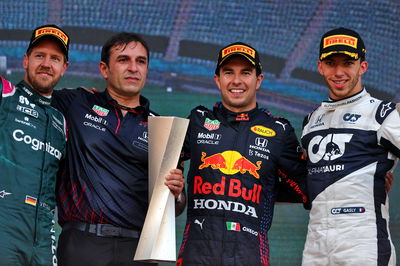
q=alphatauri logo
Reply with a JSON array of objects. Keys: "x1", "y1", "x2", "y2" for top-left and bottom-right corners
[{"x1": 308, "y1": 133, "x2": 353, "y2": 163}]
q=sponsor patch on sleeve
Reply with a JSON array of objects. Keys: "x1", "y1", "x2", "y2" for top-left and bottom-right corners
[{"x1": 375, "y1": 101, "x2": 396, "y2": 124}]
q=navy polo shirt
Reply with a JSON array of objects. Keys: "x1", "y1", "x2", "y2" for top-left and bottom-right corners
[{"x1": 52, "y1": 88, "x2": 157, "y2": 230}]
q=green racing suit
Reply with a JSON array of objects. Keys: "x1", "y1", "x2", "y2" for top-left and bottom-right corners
[{"x1": 0, "y1": 77, "x2": 66, "y2": 266}]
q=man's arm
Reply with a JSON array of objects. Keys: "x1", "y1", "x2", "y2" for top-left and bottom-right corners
[
  {"x1": 51, "y1": 88, "x2": 82, "y2": 115},
  {"x1": 385, "y1": 171, "x2": 394, "y2": 193},
  {"x1": 175, "y1": 189, "x2": 186, "y2": 217},
  {"x1": 276, "y1": 121, "x2": 309, "y2": 207},
  {"x1": 377, "y1": 102, "x2": 400, "y2": 158},
  {"x1": 0, "y1": 76, "x2": 15, "y2": 105}
]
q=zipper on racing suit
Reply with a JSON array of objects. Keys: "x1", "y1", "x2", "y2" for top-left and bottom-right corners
[{"x1": 33, "y1": 108, "x2": 49, "y2": 246}]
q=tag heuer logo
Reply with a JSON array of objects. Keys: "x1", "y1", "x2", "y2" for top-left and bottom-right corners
[
  {"x1": 92, "y1": 105, "x2": 109, "y2": 116},
  {"x1": 204, "y1": 118, "x2": 220, "y2": 131}
]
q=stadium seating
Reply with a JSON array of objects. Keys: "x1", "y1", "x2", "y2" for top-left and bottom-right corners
[
  {"x1": 297, "y1": 0, "x2": 400, "y2": 94},
  {"x1": 61, "y1": 0, "x2": 180, "y2": 36},
  {"x1": 0, "y1": 0, "x2": 398, "y2": 99}
]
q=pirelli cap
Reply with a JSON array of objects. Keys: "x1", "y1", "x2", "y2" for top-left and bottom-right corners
[
  {"x1": 27, "y1": 24, "x2": 70, "y2": 60},
  {"x1": 319, "y1": 27, "x2": 366, "y2": 61},
  {"x1": 215, "y1": 42, "x2": 262, "y2": 75}
]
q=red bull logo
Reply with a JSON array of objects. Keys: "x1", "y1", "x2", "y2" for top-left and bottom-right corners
[
  {"x1": 199, "y1": 151, "x2": 262, "y2": 179},
  {"x1": 233, "y1": 157, "x2": 261, "y2": 179},
  {"x1": 236, "y1": 113, "x2": 249, "y2": 121},
  {"x1": 194, "y1": 176, "x2": 262, "y2": 204},
  {"x1": 199, "y1": 152, "x2": 227, "y2": 169}
]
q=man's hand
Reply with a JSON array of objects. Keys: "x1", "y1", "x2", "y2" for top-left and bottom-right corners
[
  {"x1": 385, "y1": 171, "x2": 394, "y2": 193},
  {"x1": 164, "y1": 168, "x2": 184, "y2": 199},
  {"x1": 80, "y1": 86, "x2": 100, "y2": 94}
]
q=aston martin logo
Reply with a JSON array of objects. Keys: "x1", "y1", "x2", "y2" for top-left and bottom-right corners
[{"x1": 0, "y1": 190, "x2": 12, "y2": 198}]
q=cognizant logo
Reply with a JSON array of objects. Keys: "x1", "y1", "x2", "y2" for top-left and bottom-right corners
[{"x1": 12, "y1": 129, "x2": 62, "y2": 160}]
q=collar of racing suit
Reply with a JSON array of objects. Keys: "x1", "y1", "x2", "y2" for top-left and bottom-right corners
[
  {"x1": 321, "y1": 88, "x2": 368, "y2": 111},
  {"x1": 17, "y1": 80, "x2": 52, "y2": 106},
  {"x1": 214, "y1": 101, "x2": 260, "y2": 123}
]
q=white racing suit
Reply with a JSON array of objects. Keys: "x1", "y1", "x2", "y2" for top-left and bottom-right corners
[{"x1": 301, "y1": 89, "x2": 399, "y2": 266}]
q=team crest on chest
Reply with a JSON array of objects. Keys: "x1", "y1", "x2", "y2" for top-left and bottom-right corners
[
  {"x1": 204, "y1": 118, "x2": 220, "y2": 131},
  {"x1": 92, "y1": 105, "x2": 109, "y2": 116}
]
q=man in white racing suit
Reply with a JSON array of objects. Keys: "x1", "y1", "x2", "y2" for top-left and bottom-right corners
[{"x1": 301, "y1": 27, "x2": 399, "y2": 266}]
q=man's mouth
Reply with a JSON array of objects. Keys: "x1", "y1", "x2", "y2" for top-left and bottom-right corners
[
  {"x1": 331, "y1": 79, "x2": 348, "y2": 88},
  {"x1": 125, "y1": 76, "x2": 139, "y2": 82},
  {"x1": 230, "y1": 89, "x2": 245, "y2": 93},
  {"x1": 37, "y1": 72, "x2": 52, "y2": 78}
]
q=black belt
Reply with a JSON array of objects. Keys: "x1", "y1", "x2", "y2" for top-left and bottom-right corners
[{"x1": 63, "y1": 222, "x2": 140, "y2": 238}]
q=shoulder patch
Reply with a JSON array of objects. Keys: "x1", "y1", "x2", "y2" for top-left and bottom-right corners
[
  {"x1": 1, "y1": 76, "x2": 16, "y2": 97},
  {"x1": 193, "y1": 105, "x2": 210, "y2": 117},
  {"x1": 375, "y1": 101, "x2": 396, "y2": 125},
  {"x1": 260, "y1": 109, "x2": 293, "y2": 131},
  {"x1": 302, "y1": 110, "x2": 316, "y2": 129}
]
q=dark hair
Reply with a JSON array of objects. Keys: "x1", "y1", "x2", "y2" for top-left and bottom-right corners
[{"x1": 101, "y1": 32, "x2": 150, "y2": 65}]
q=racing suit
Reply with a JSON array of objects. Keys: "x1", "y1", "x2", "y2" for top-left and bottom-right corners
[
  {"x1": 177, "y1": 103, "x2": 307, "y2": 266},
  {"x1": 0, "y1": 77, "x2": 66, "y2": 266},
  {"x1": 301, "y1": 89, "x2": 400, "y2": 265}
]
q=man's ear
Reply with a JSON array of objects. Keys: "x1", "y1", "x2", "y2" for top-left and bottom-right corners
[
  {"x1": 99, "y1": 61, "x2": 108, "y2": 79},
  {"x1": 359, "y1": 60, "x2": 368, "y2": 75},
  {"x1": 214, "y1": 74, "x2": 221, "y2": 91}
]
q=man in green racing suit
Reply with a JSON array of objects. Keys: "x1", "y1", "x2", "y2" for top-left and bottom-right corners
[{"x1": 0, "y1": 24, "x2": 69, "y2": 266}]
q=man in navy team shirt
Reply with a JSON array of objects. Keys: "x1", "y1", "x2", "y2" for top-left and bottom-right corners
[{"x1": 52, "y1": 32, "x2": 185, "y2": 266}]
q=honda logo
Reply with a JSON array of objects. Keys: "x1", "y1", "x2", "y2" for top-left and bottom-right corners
[{"x1": 255, "y1": 137, "x2": 268, "y2": 148}]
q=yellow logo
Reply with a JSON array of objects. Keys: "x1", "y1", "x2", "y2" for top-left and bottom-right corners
[
  {"x1": 222, "y1": 45, "x2": 255, "y2": 59},
  {"x1": 35, "y1": 27, "x2": 68, "y2": 46},
  {"x1": 323, "y1": 34, "x2": 357, "y2": 49},
  {"x1": 250, "y1": 125, "x2": 276, "y2": 137}
]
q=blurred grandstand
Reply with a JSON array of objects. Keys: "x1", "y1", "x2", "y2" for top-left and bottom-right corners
[
  {"x1": 0, "y1": 0, "x2": 399, "y2": 115},
  {"x1": 1, "y1": 1, "x2": 399, "y2": 265}
]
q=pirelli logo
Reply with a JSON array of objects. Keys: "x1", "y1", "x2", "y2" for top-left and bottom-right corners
[
  {"x1": 35, "y1": 27, "x2": 68, "y2": 45},
  {"x1": 323, "y1": 35, "x2": 357, "y2": 49},
  {"x1": 222, "y1": 45, "x2": 255, "y2": 59}
]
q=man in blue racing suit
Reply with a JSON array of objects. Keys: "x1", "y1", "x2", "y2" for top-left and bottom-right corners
[{"x1": 177, "y1": 42, "x2": 308, "y2": 266}]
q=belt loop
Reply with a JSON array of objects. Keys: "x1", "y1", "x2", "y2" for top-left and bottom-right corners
[
  {"x1": 96, "y1": 224, "x2": 102, "y2": 236},
  {"x1": 85, "y1": 222, "x2": 90, "y2": 233}
]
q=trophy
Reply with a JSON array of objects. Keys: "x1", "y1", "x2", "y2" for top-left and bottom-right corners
[{"x1": 134, "y1": 116, "x2": 189, "y2": 263}]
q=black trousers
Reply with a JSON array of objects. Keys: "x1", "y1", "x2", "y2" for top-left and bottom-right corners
[{"x1": 57, "y1": 228, "x2": 157, "y2": 266}]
